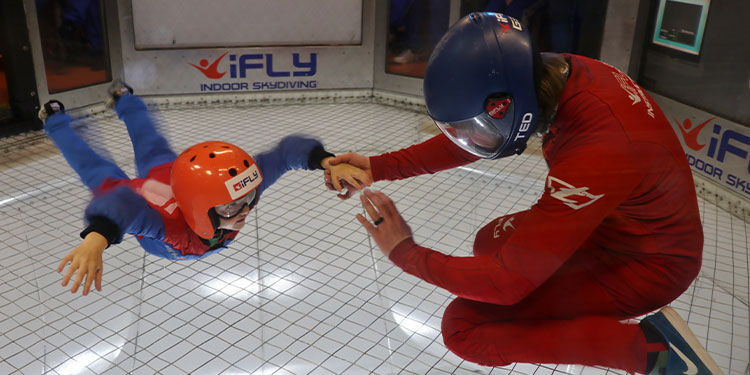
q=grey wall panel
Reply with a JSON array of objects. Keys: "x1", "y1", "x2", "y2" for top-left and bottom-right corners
[
  {"x1": 132, "y1": 0, "x2": 362, "y2": 49},
  {"x1": 599, "y1": 0, "x2": 640, "y2": 74},
  {"x1": 119, "y1": 0, "x2": 374, "y2": 95}
]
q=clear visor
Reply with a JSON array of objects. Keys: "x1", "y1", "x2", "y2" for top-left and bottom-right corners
[
  {"x1": 433, "y1": 112, "x2": 509, "y2": 159},
  {"x1": 214, "y1": 189, "x2": 257, "y2": 218}
]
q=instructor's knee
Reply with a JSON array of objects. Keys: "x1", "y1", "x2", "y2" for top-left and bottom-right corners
[
  {"x1": 441, "y1": 298, "x2": 514, "y2": 367},
  {"x1": 441, "y1": 299, "x2": 480, "y2": 356}
]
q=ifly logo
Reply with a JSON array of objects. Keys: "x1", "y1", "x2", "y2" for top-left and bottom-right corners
[
  {"x1": 673, "y1": 117, "x2": 712, "y2": 151},
  {"x1": 678, "y1": 117, "x2": 750, "y2": 176},
  {"x1": 225, "y1": 164, "x2": 262, "y2": 200},
  {"x1": 189, "y1": 52, "x2": 229, "y2": 79},
  {"x1": 233, "y1": 171, "x2": 259, "y2": 192},
  {"x1": 189, "y1": 53, "x2": 316, "y2": 79}
]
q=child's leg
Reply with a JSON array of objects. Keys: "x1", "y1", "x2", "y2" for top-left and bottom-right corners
[
  {"x1": 44, "y1": 113, "x2": 128, "y2": 190},
  {"x1": 114, "y1": 95, "x2": 176, "y2": 178}
]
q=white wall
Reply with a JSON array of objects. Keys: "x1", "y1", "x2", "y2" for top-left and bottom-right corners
[
  {"x1": 120, "y1": 0, "x2": 374, "y2": 95},
  {"x1": 132, "y1": 0, "x2": 362, "y2": 49}
]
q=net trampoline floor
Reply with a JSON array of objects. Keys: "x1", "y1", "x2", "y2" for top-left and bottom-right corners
[{"x1": 0, "y1": 99, "x2": 747, "y2": 374}]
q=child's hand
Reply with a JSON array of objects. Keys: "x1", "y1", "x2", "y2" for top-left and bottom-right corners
[
  {"x1": 322, "y1": 156, "x2": 372, "y2": 199},
  {"x1": 57, "y1": 232, "x2": 107, "y2": 296}
]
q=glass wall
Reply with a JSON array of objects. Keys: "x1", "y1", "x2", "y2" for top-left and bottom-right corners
[
  {"x1": 384, "y1": 0, "x2": 608, "y2": 79},
  {"x1": 385, "y1": 0, "x2": 450, "y2": 78},
  {"x1": 460, "y1": 0, "x2": 607, "y2": 57},
  {"x1": 35, "y1": 0, "x2": 110, "y2": 93}
]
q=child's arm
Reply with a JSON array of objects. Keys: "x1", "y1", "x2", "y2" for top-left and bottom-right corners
[
  {"x1": 253, "y1": 135, "x2": 372, "y2": 199},
  {"x1": 57, "y1": 232, "x2": 107, "y2": 296},
  {"x1": 83, "y1": 187, "x2": 166, "y2": 244},
  {"x1": 59, "y1": 187, "x2": 165, "y2": 295},
  {"x1": 253, "y1": 135, "x2": 339, "y2": 194}
]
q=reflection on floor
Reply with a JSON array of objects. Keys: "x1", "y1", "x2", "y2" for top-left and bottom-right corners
[{"x1": 0, "y1": 99, "x2": 746, "y2": 374}]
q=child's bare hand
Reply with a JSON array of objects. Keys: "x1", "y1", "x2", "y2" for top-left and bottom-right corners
[
  {"x1": 329, "y1": 163, "x2": 371, "y2": 190},
  {"x1": 322, "y1": 157, "x2": 372, "y2": 199},
  {"x1": 57, "y1": 232, "x2": 107, "y2": 296}
]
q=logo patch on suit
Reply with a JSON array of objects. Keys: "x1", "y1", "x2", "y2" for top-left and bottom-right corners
[
  {"x1": 546, "y1": 176, "x2": 604, "y2": 210},
  {"x1": 493, "y1": 216, "x2": 515, "y2": 238}
]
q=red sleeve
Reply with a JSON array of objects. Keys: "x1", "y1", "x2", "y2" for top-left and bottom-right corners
[
  {"x1": 387, "y1": 133, "x2": 640, "y2": 304},
  {"x1": 389, "y1": 238, "x2": 537, "y2": 305},
  {"x1": 370, "y1": 133, "x2": 480, "y2": 181}
]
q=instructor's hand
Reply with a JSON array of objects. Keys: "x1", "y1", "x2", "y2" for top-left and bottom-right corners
[
  {"x1": 356, "y1": 189, "x2": 412, "y2": 256},
  {"x1": 58, "y1": 232, "x2": 106, "y2": 296}
]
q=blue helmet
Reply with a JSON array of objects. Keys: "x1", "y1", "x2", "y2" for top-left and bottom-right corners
[{"x1": 424, "y1": 12, "x2": 539, "y2": 159}]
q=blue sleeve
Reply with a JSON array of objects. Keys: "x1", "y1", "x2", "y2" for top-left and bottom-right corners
[
  {"x1": 254, "y1": 135, "x2": 326, "y2": 195},
  {"x1": 84, "y1": 187, "x2": 165, "y2": 244}
]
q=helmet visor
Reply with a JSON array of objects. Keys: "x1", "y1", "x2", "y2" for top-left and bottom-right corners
[
  {"x1": 214, "y1": 189, "x2": 257, "y2": 218},
  {"x1": 433, "y1": 111, "x2": 509, "y2": 159}
]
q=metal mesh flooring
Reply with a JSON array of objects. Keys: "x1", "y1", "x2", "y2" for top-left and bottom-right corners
[{"x1": 0, "y1": 100, "x2": 747, "y2": 374}]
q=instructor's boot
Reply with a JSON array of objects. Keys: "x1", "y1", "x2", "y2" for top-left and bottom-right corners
[{"x1": 641, "y1": 307, "x2": 723, "y2": 374}]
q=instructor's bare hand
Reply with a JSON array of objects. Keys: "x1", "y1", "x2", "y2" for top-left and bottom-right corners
[
  {"x1": 356, "y1": 189, "x2": 412, "y2": 256},
  {"x1": 57, "y1": 232, "x2": 107, "y2": 296}
]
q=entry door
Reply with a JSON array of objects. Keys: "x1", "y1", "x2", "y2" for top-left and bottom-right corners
[{"x1": 25, "y1": 0, "x2": 122, "y2": 112}]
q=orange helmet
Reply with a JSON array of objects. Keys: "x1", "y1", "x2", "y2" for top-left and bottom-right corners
[{"x1": 171, "y1": 141, "x2": 262, "y2": 239}]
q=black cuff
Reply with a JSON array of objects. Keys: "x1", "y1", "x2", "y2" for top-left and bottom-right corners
[
  {"x1": 80, "y1": 216, "x2": 120, "y2": 248},
  {"x1": 307, "y1": 145, "x2": 335, "y2": 170}
]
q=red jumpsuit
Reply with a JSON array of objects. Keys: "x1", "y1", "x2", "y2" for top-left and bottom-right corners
[{"x1": 370, "y1": 55, "x2": 703, "y2": 373}]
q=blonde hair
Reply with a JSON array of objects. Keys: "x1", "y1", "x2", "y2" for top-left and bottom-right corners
[{"x1": 534, "y1": 53, "x2": 569, "y2": 134}]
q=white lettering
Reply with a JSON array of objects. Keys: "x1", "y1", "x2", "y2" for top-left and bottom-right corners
[
  {"x1": 514, "y1": 113, "x2": 534, "y2": 141},
  {"x1": 510, "y1": 17, "x2": 522, "y2": 30}
]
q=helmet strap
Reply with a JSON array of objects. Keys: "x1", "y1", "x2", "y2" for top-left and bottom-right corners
[{"x1": 208, "y1": 208, "x2": 222, "y2": 234}]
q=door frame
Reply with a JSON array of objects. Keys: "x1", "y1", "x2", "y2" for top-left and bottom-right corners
[{"x1": 24, "y1": 0, "x2": 123, "y2": 110}]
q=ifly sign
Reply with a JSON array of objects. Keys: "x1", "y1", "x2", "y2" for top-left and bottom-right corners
[{"x1": 189, "y1": 52, "x2": 317, "y2": 92}]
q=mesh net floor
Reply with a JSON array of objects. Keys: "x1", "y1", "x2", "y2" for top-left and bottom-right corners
[{"x1": 0, "y1": 100, "x2": 746, "y2": 374}]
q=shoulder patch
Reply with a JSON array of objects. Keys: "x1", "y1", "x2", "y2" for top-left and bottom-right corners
[{"x1": 546, "y1": 176, "x2": 604, "y2": 210}]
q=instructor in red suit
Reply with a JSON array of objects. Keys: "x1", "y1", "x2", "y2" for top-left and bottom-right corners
[{"x1": 326, "y1": 12, "x2": 722, "y2": 375}]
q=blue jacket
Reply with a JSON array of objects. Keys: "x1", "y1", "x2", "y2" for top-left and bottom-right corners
[{"x1": 83, "y1": 135, "x2": 329, "y2": 260}]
